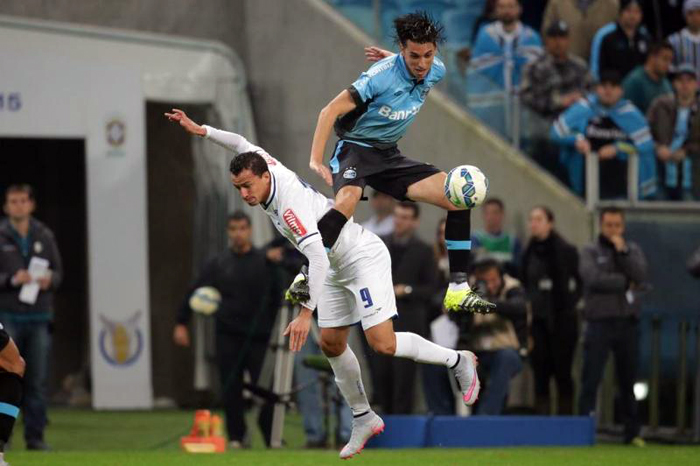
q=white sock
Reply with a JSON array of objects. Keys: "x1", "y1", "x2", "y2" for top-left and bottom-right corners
[
  {"x1": 394, "y1": 332, "x2": 459, "y2": 367},
  {"x1": 327, "y1": 346, "x2": 371, "y2": 416}
]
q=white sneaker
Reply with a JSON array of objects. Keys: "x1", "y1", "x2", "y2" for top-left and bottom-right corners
[
  {"x1": 452, "y1": 350, "x2": 480, "y2": 406},
  {"x1": 0, "y1": 452, "x2": 9, "y2": 466},
  {"x1": 339, "y1": 411, "x2": 384, "y2": 460}
]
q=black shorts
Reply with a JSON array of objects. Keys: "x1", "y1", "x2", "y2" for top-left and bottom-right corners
[{"x1": 330, "y1": 140, "x2": 441, "y2": 201}]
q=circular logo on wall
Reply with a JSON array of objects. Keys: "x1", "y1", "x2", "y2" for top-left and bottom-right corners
[
  {"x1": 106, "y1": 119, "x2": 126, "y2": 147},
  {"x1": 99, "y1": 310, "x2": 144, "y2": 367}
]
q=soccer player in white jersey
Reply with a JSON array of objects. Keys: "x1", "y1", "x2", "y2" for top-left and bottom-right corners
[{"x1": 165, "y1": 109, "x2": 480, "y2": 459}]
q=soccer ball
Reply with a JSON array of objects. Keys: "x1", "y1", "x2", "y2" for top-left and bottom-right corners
[
  {"x1": 189, "y1": 287, "x2": 221, "y2": 315},
  {"x1": 444, "y1": 165, "x2": 489, "y2": 209}
]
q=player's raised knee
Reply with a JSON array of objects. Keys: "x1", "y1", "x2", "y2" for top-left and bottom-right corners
[{"x1": 370, "y1": 338, "x2": 396, "y2": 356}]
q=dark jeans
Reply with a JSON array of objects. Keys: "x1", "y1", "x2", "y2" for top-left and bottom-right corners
[
  {"x1": 372, "y1": 352, "x2": 417, "y2": 414},
  {"x1": 2, "y1": 320, "x2": 51, "y2": 442},
  {"x1": 475, "y1": 349, "x2": 523, "y2": 415},
  {"x1": 216, "y1": 331, "x2": 272, "y2": 444},
  {"x1": 530, "y1": 317, "x2": 577, "y2": 415},
  {"x1": 422, "y1": 364, "x2": 455, "y2": 415},
  {"x1": 578, "y1": 318, "x2": 640, "y2": 442}
]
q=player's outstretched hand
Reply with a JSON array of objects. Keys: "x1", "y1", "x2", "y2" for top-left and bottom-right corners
[
  {"x1": 283, "y1": 307, "x2": 312, "y2": 352},
  {"x1": 164, "y1": 108, "x2": 206, "y2": 137},
  {"x1": 310, "y1": 160, "x2": 333, "y2": 187},
  {"x1": 364, "y1": 46, "x2": 393, "y2": 62}
]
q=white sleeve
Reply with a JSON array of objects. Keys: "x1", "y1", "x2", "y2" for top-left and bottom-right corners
[
  {"x1": 301, "y1": 239, "x2": 330, "y2": 311},
  {"x1": 202, "y1": 125, "x2": 264, "y2": 155}
]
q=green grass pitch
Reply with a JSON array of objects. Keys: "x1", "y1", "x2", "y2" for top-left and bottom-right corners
[{"x1": 5, "y1": 409, "x2": 700, "y2": 465}]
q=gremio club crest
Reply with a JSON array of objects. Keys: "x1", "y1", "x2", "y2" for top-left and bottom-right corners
[{"x1": 99, "y1": 310, "x2": 144, "y2": 366}]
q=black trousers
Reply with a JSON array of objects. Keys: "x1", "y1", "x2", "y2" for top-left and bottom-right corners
[
  {"x1": 216, "y1": 331, "x2": 273, "y2": 444},
  {"x1": 578, "y1": 318, "x2": 640, "y2": 442},
  {"x1": 530, "y1": 316, "x2": 577, "y2": 415},
  {"x1": 372, "y1": 353, "x2": 417, "y2": 415}
]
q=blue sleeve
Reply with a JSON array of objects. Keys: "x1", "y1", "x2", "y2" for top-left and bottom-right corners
[
  {"x1": 551, "y1": 101, "x2": 590, "y2": 147},
  {"x1": 350, "y1": 58, "x2": 393, "y2": 103},
  {"x1": 589, "y1": 23, "x2": 615, "y2": 80}
]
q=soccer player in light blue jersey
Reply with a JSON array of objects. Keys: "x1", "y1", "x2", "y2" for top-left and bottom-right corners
[{"x1": 309, "y1": 12, "x2": 493, "y2": 313}]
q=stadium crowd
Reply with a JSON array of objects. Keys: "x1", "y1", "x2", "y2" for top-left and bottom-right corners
[{"x1": 463, "y1": 0, "x2": 700, "y2": 201}]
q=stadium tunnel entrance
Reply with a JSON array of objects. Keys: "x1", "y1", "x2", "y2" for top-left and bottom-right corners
[
  {"x1": 0, "y1": 137, "x2": 89, "y2": 400},
  {"x1": 0, "y1": 15, "x2": 264, "y2": 409}
]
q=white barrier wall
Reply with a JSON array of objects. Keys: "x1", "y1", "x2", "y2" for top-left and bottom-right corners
[{"x1": 0, "y1": 17, "x2": 254, "y2": 408}]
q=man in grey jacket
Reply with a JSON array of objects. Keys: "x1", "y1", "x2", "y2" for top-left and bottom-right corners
[
  {"x1": 578, "y1": 206, "x2": 647, "y2": 446},
  {"x1": 0, "y1": 184, "x2": 62, "y2": 450}
]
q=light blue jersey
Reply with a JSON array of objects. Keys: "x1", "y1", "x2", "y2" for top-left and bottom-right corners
[{"x1": 334, "y1": 54, "x2": 445, "y2": 147}]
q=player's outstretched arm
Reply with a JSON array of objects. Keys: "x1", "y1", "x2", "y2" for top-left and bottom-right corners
[
  {"x1": 364, "y1": 46, "x2": 394, "y2": 62},
  {"x1": 310, "y1": 90, "x2": 358, "y2": 187},
  {"x1": 164, "y1": 108, "x2": 206, "y2": 136}
]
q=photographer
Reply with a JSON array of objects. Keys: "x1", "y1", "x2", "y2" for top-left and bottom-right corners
[{"x1": 453, "y1": 259, "x2": 527, "y2": 415}]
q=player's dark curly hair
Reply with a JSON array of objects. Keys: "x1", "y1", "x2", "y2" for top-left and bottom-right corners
[
  {"x1": 229, "y1": 151, "x2": 269, "y2": 177},
  {"x1": 394, "y1": 11, "x2": 445, "y2": 47}
]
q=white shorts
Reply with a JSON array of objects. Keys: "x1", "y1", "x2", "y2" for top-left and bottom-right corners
[{"x1": 317, "y1": 232, "x2": 398, "y2": 331}]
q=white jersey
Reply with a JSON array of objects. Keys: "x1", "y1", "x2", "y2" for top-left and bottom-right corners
[
  {"x1": 203, "y1": 125, "x2": 397, "y2": 327},
  {"x1": 204, "y1": 125, "x2": 365, "y2": 266}
]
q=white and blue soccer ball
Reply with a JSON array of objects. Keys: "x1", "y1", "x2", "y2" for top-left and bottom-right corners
[
  {"x1": 444, "y1": 165, "x2": 489, "y2": 209},
  {"x1": 189, "y1": 286, "x2": 221, "y2": 315}
]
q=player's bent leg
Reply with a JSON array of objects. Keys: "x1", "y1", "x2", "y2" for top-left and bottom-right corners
[
  {"x1": 317, "y1": 186, "x2": 362, "y2": 251},
  {"x1": 405, "y1": 172, "x2": 455, "y2": 210},
  {"x1": 333, "y1": 185, "x2": 363, "y2": 219},
  {"x1": 406, "y1": 173, "x2": 495, "y2": 313},
  {"x1": 320, "y1": 328, "x2": 383, "y2": 459},
  {"x1": 364, "y1": 320, "x2": 480, "y2": 406}
]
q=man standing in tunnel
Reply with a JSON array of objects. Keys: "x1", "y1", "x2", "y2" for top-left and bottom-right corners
[{"x1": 0, "y1": 184, "x2": 62, "y2": 451}]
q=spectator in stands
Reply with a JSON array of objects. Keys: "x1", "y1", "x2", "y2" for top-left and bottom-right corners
[
  {"x1": 457, "y1": 0, "x2": 498, "y2": 70},
  {"x1": 520, "y1": 0, "x2": 548, "y2": 32},
  {"x1": 668, "y1": 0, "x2": 700, "y2": 78},
  {"x1": 622, "y1": 41, "x2": 674, "y2": 114},
  {"x1": 471, "y1": 197, "x2": 522, "y2": 278},
  {"x1": 542, "y1": 0, "x2": 619, "y2": 62},
  {"x1": 361, "y1": 190, "x2": 395, "y2": 237},
  {"x1": 470, "y1": 0, "x2": 543, "y2": 91},
  {"x1": 453, "y1": 259, "x2": 526, "y2": 415},
  {"x1": 647, "y1": 63, "x2": 700, "y2": 200},
  {"x1": 521, "y1": 20, "x2": 595, "y2": 121},
  {"x1": 173, "y1": 211, "x2": 283, "y2": 449},
  {"x1": 521, "y1": 20, "x2": 595, "y2": 180},
  {"x1": 590, "y1": 0, "x2": 651, "y2": 81},
  {"x1": 373, "y1": 202, "x2": 437, "y2": 414},
  {"x1": 641, "y1": 0, "x2": 685, "y2": 40},
  {"x1": 551, "y1": 70, "x2": 657, "y2": 200},
  {"x1": 0, "y1": 184, "x2": 62, "y2": 451},
  {"x1": 578, "y1": 207, "x2": 647, "y2": 447},
  {"x1": 522, "y1": 206, "x2": 580, "y2": 415}
]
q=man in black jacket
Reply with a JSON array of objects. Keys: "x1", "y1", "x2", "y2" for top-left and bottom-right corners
[
  {"x1": 0, "y1": 184, "x2": 62, "y2": 451},
  {"x1": 173, "y1": 211, "x2": 283, "y2": 448},
  {"x1": 522, "y1": 206, "x2": 580, "y2": 415},
  {"x1": 373, "y1": 202, "x2": 437, "y2": 414},
  {"x1": 578, "y1": 207, "x2": 647, "y2": 446}
]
